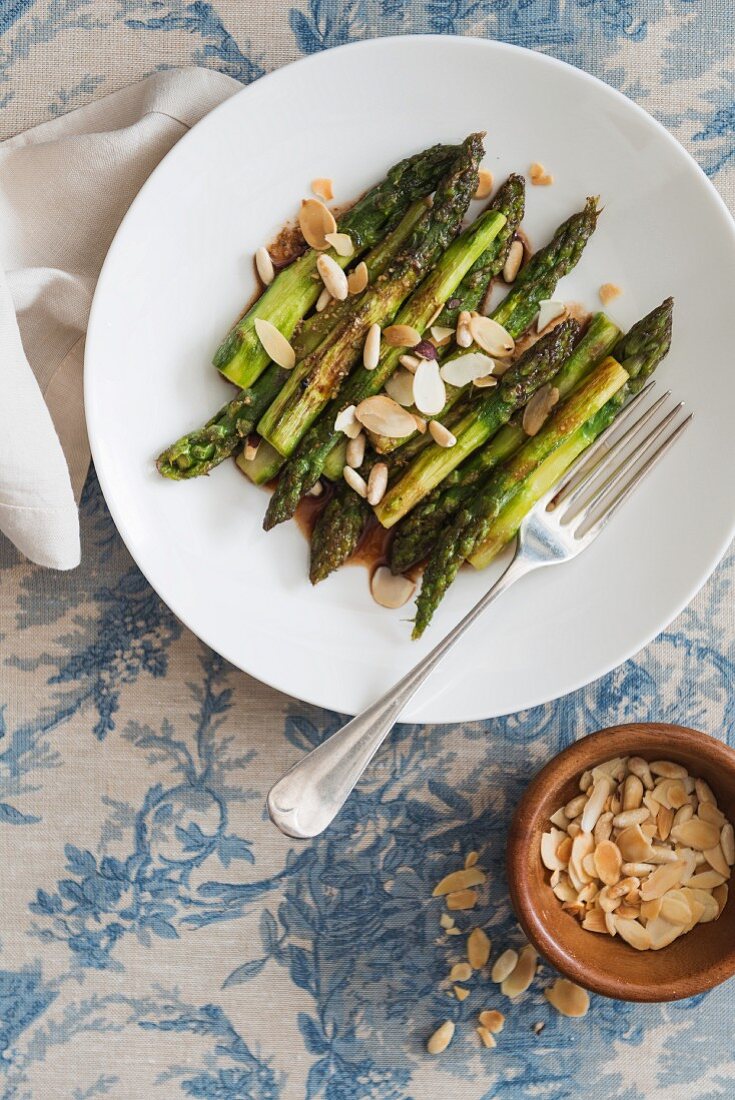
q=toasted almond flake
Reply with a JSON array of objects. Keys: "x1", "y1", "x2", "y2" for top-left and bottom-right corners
[
  {"x1": 657, "y1": 805, "x2": 674, "y2": 841},
  {"x1": 427, "y1": 1020, "x2": 455, "y2": 1054},
  {"x1": 440, "y1": 351, "x2": 496, "y2": 388},
  {"x1": 412, "y1": 414, "x2": 427, "y2": 433},
  {"x1": 704, "y1": 843, "x2": 730, "y2": 878},
  {"x1": 608, "y1": 876, "x2": 640, "y2": 899},
  {"x1": 469, "y1": 315, "x2": 515, "y2": 358},
  {"x1": 478, "y1": 1010, "x2": 505, "y2": 1033},
  {"x1": 433, "y1": 867, "x2": 486, "y2": 897},
  {"x1": 614, "y1": 916, "x2": 651, "y2": 950},
  {"x1": 501, "y1": 945, "x2": 537, "y2": 997},
  {"x1": 721, "y1": 824, "x2": 735, "y2": 865},
  {"x1": 428, "y1": 420, "x2": 457, "y2": 448},
  {"x1": 713, "y1": 883, "x2": 729, "y2": 916},
  {"x1": 594, "y1": 812, "x2": 613, "y2": 844},
  {"x1": 307, "y1": 481, "x2": 324, "y2": 498},
  {"x1": 662, "y1": 780, "x2": 688, "y2": 810},
  {"x1": 343, "y1": 465, "x2": 367, "y2": 499},
  {"x1": 315, "y1": 286, "x2": 332, "y2": 312},
  {"x1": 580, "y1": 769, "x2": 593, "y2": 791},
  {"x1": 647, "y1": 916, "x2": 684, "y2": 950},
  {"x1": 610, "y1": 793, "x2": 622, "y2": 816},
  {"x1": 581, "y1": 778, "x2": 612, "y2": 834},
  {"x1": 598, "y1": 886, "x2": 620, "y2": 913},
  {"x1": 254, "y1": 318, "x2": 295, "y2": 370},
  {"x1": 385, "y1": 368, "x2": 416, "y2": 407},
  {"x1": 346, "y1": 432, "x2": 366, "y2": 469},
  {"x1": 646, "y1": 845, "x2": 678, "y2": 863},
  {"x1": 243, "y1": 435, "x2": 260, "y2": 462},
  {"x1": 536, "y1": 300, "x2": 566, "y2": 334},
  {"x1": 370, "y1": 566, "x2": 415, "y2": 609},
  {"x1": 473, "y1": 373, "x2": 498, "y2": 389},
  {"x1": 398, "y1": 354, "x2": 420, "y2": 374},
  {"x1": 581, "y1": 853, "x2": 597, "y2": 878},
  {"x1": 450, "y1": 961, "x2": 473, "y2": 982},
  {"x1": 467, "y1": 927, "x2": 491, "y2": 969},
  {"x1": 522, "y1": 384, "x2": 560, "y2": 437},
  {"x1": 383, "y1": 324, "x2": 421, "y2": 348},
  {"x1": 324, "y1": 231, "x2": 354, "y2": 257},
  {"x1": 644, "y1": 793, "x2": 661, "y2": 816},
  {"x1": 617, "y1": 824, "x2": 654, "y2": 864},
  {"x1": 687, "y1": 869, "x2": 727, "y2": 890},
  {"x1": 347, "y1": 261, "x2": 369, "y2": 295},
  {"x1": 683, "y1": 887, "x2": 718, "y2": 924},
  {"x1": 582, "y1": 908, "x2": 607, "y2": 933},
  {"x1": 362, "y1": 323, "x2": 381, "y2": 370},
  {"x1": 639, "y1": 860, "x2": 686, "y2": 900},
  {"x1": 465, "y1": 851, "x2": 479, "y2": 868},
  {"x1": 454, "y1": 985, "x2": 470, "y2": 1001},
  {"x1": 439, "y1": 912, "x2": 455, "y2": 929},
  {"x1": 570, "y1": 832, "x2": 595, "y2": 882},
  {"x1": 562, "y1": 900, "x2": 585, "y2": 917},
  {"x1": 675, "y1": 847, "x2": 698, "y2": 882},
  {"x1": 299, "y1": 197, "x2": 337, "y2": 249},
  {"x1": 695, "y1": 778, "x2": 716, "y2": 805},
  {"x1": 447, "y1": 888, "x2": 478, "y2": 910},
  {"x1": 598, "y1": 283, "x2": 622, "y2": 305},
  {"x1": 613, "y1": 807, "x2": 650, "y2": 829},
  {"x1": 255, "y1": 246, "x2": 275, "y2": 286},
  {"x1": 476, "y1": 1026, "x2": 496, "y2": 1048},
  {"x1": 593, "y1": 840, "x2": 622, "y2": 886},
  {"x1": 413, "y1": 359, "x2": 446, "y2": 416},
  {"x1": 556, "y1": 835, "x2": 573, "y2": 865},
  {"x1": 623, "y1": 862, "x2": 654, "y2": 877},
  {"x1": 651, "y1": 760, "x2": 688, "y2": 780},
  {"x1": 641, "y1": 896, "x2": 663, "y2": 920},
  {"x1": 354, "y1": 395, "x2": 417, "y2": 438},
  {"x1": 456, "y1": 310, "x2": 473, "y2": 348},
  {"x1": 503, "y1": 239, "x2": 524, "y2": 284},
  {"x1": 565, "y1": 794, "x2": 587, "y2": 818},
  {"x1": 622, "y1": 775, "x2": 644, "y2": 811},
  {"x1": 317, "y1": 252, "x2": 348, "y2": 301},
  {"x1": 367, "y1": 462, "x2": 388, "y2": 506},
  {"x1": 641, "y1": 821, "x2": 658, "y2": 839},
  {"x1": 431, "y1": 325, "x2": 455, "y2": 346},
  {"x1": 311, "y1": 177, "x2": 334, "y2": 201},
  {"x1": 545, "y1": 979, "x2": 589, "y2": 1018},
  {"x1": 659, "y1": 889, "x2": 693, "y2": 925},
  {"x1": 491, "y1": 949, "x2": 518, "y2": 983},
  {"x1": 699, "y1": 802, "x2": 726, "y2": 827},
  {"x1": 334, "y1": 404, "x2": 361, "y2": 439},
  {"x1": 474, "y1": 169, "x2": 494, "y2": 200},
  {"x1": 628, "y1": 757, "x2": 654, "y2": 790},
  {"x1": 670, "y1": 818, "x2": 721, "y2": 851},
  {"x1": 550, "y1": 807, "x2": 569, "y2": 829},
  {"x1": 567, "y1": 823, "x2": 582, "y2": 839}
]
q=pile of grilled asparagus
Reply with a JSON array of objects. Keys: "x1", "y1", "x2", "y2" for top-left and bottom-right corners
[{"x1": 157, "y1": 134, "x2": 673, "y2": 638}]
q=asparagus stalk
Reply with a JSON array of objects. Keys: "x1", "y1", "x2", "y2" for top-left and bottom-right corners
[
  {"x1": 374, "y1": 319, "x2": 581, "y2": 529},
  {"x1": 310, "y1": 481, "x2": 370, "y2": 584},
  {"x1": 389, "y1": 312, "x2": 621, "y2": 571},
  {"x1": 263, "y1": 200, "x2": 510, "y2": 530},
  {"x1": 413, "y1": 355, "x2": 630, "y2": 636},
  {"x1": 215, "y1": 143, "x2": 460, "y2": 388},
  {"x1": 468, "y1": 298, "x2": 674, "y2": 570},
  {"x1": 292, "y1": 200, "x2": 427, "y2": 359},
  {"x1": 259, "y1": 134, "x2": 486, "y2": 456}
]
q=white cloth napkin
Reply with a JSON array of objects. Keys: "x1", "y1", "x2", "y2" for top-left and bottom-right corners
[{"x1": 0, "y1": 67, "x2": 241, "y2": 570}]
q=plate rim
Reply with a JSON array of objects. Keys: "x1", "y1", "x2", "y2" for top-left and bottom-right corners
[{"x1": 85, "y1": 34, "x2": 735, "y2": 721}]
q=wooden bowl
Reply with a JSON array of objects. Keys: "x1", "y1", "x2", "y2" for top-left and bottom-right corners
[{"x1": 507, "y1": 722, "x2": 735, "y2": 1002}]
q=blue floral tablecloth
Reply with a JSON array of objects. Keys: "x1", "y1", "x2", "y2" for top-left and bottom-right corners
[{"x1": 1, "y1": 3, "x2": 734, "y2": 1098}]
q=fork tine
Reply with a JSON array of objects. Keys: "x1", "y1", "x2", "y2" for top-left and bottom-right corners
[
  {"x1": 575, "y1": 414, "x2": 692, "y2": 541},
  {"x1": 561, "y1": 399, "x2": 684, "y2": 526},
  {"x1": 548, "y1": 382, "x2": 657, "y2": 511}
]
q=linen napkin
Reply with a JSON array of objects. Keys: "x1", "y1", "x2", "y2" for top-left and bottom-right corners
[{"x1": 0, "y1": 67, "x2": 241, "y2": 570}]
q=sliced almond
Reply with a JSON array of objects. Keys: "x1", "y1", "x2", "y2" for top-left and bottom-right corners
[
  {"x1": 639, "y1": 860, "x2": 686, "y2": 900},
  {"x1": 640, "y1": 896, "x2": 663, "y2": 921},
  {"x1": 616, "y1": 904, "x2": 641, "y2": 919},
  {"x1": 675, "y1": 847, "x2": 698, "y2": 882},
  {"x1": 455, "y1": 310, "x2": 473, "y2": 348},
  {"x1": 536, "y1": 300, "x2": 566, "y2": 333},
  {"x1": 501, "y1": 945, "x2": 537, "y2": 997},
  {"x1": 628, "y1": 757, "x2": 654, "y2": 790},
  {"x1": 450, "y1": 961, "x2": 472, "y2": 982},
  {"x1": 412, "y1": 414, "x2": 427, "y2": 433},
  {"x1": 650, "y1": 760, "x2": 688, "y2": 779},
  {"x1": 545, "y1": 979, "x2": 589, "y2": 1018},
  {"x1": 299, "y1": 197, "x2": 337, "y2": 249},
  {"x1": 440, "y1": 351, "x2": 496, "y2": 387},
  {"x1": 255, "y1": 246, "x2": 275, "y2": 285},
  {"x1": 721, "y1": 823, "x2": 735, "y2": 865},
  {"x1": 683, "y1": 887, "x2": 718, "y2": 924},
  {"x1": 469, "y1": 315, "x2": 515, "y2": 358},
  {"x1": 491, "y1": 949, "x2": 518, "y2": 983},
  {"x1": 367, "y1": 462, "x2": 389, "y2": 506},
  {"x1": 598, "y1": 886, "x2": 620, "y2": 913},
  {"x1": 324, "y1": 231, "x2": 354, "y2": 258},
  {"x1": 657, "y1": 805, "x2": 674, "y2": 841},
  {"x1": 431, "y1": 325, "x2": 455, "y2": 346},
  {"x1": 467, "y1": 927, "x2": 491, "y2": 969},
  {"x1": 370, "y1": 566, "x2": 415, "y2": 609},
  {"x1": 398, "y1": 354, "x2": 420, "y2": 374},
  {"x1": 659, "y1": 889, "x2": 693, "y2": 926},
  {"x1": 614, "y1": 917, "x2": 651, "y2": 950},
  {"x1": 582, "y1": 908, "x2": 608, "y2": 933},
  {"x1": 673, "y1": 804, "x2": 694, "y2": 828},
  {"x1": 613, "y1": 807, "x2": 650, "y2": 830},
  {"x1": 593, "y1": 840, "x2": 622, "y2": 886},
  {"x1": 476, "y1": 1026, "x2": 496, "y2": 1048},
  {"x1": 594, "y1": 812, "x2": 614, "y2": 844},
  {"x1": 478, "y1": 1009, "x2": 504, "y2": 1033},
  {"x1": 622, "y1": 775, "x2": 644, "y2": 811},
  {"x1": 704, "y1": 843, "x2": 730, "y2": 878},
  {"x1": 541, "y1": 829, "x2": 568, "y2": 871},
  {"x1": 428, "y1": 420, "x2": 456, "y2": 448},
  {"x1": 550, "y1": 807, "x2": 569, "y2": 829},
  {"x1": 580, "y1": 769, "x2": 593, "y2": 792},
  {"x1": 347, "y1": 261, "x2": 369, "y2": 295},
  {"x1": 695, "y1": 778, "x2": 717, "y2": 805},
  {"x1": 622, "y1": 862, "x2": 654, "y2": 877},
  {"x1": 427, "y1": 1020, "x2": 455, "y2": 1054},
  {"x1": 413, "y1": 359, "x2": 446, "y2": 416},
  {"x1": 254, "y1": 318, "x2": 295, "y2": 370},
  {"x1": 315, "y1": 286, "x2": 332, "y2": 312},
  {"x1": 522, "y1": 384, "x2": 560, "y2": 437},
  {"x1": 433, "y1": 867, "x2": 486, "y2": 897},
  {"x1": 447, "y1": 889, "x2": 478, "y2": 910},
  {"x1": 599, "y1": 283, "x2": 622, "y2": 306},
  {"x1": 699, "y1": 802, "x2": 726, "y2": 827},
  {"x1": 646, "y1": 916, "x2": 684, "y2": 950},
  {"x1": 503, "y1": 239, "x2": 524, "y2": 284},
  {"x1": 670, "y1": 818, "x2": 721, "y2": 851},
  {"x1": 334, "y1": 404, "x2": 361, "y2": 439},
  {"x1": 343, "y1": 465, "x2": 367, "y2": 499},
  {"x1": 473, "y1": 373, "x2": 498, "y2": 388},
  {"x1": 713, "y1": 883, "x2": 729, "y2": 917},
  {"x1": 474, "y1": 169, "x2": 494, "y2": 200},
  {"x1": 581, "y1": 853, "x2": 597, "y2": 879},
  {"x1": 383, "y1": 324, "x2": 421, "y2": 348},
  {"x1": 243, "y1": 435, "x2": 260, "y2": 462},
  {"x1": 556, "y1": 835, "x2": 573, "y2": 865},
  {"x1": 571, "y1": 832, "x2": 595, "y2": 883},
  {"x1": 617, "y1": 824, "x2": 654, "y2": 864},
  {"x1": 346, "y1": 432, "x2": 365, "y2": 469},
  {"x1": 564, "y1": 794, "x2": 587, "y2": 818},
  {"x1": 384, "y1": 368, "x2": 416, "y2": 407},
  {"x1": 317, "y1": 253, "x2": 348, "y2": 301},
  {"x1": 311, "y1": 177, "x2": 334, "y2": 201},
  {"x1": 687, "y1": 869, "x2": 727, "y2": 891},
  {"x1": 608, "y1": 876, "x2": 640, "y2": 900},
  {"x1": 581, "y1": 778, "x2": 612, "y2": 834},
  {"x1": 646, "y1": 846, "x2": 678, "y2": 864},
  {"x1": 354, "y1": 395, "x2": 417, "y2": 438}
]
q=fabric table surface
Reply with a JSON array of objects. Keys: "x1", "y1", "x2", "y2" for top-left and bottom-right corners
[{"x1": 1, "y1": 4, "x2": 734, "y2": 1099}]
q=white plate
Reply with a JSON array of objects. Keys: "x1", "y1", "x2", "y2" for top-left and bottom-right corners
[{"x1": 85, "y1": 36, "x2": 735, "y2": 722}]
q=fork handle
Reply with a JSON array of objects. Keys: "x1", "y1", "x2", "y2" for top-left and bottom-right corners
[{"x1": 267, "y1": 552, "x2": 535, "y2": 839}]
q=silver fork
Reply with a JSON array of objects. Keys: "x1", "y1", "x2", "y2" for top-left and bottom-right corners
[{"x1": 267, "y1": 384, "x2": 691, "y2": 839}]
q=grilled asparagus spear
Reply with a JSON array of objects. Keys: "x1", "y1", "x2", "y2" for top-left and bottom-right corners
[{"x1": 215, "y1": 142, "x2": 460, "y2": 388}]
